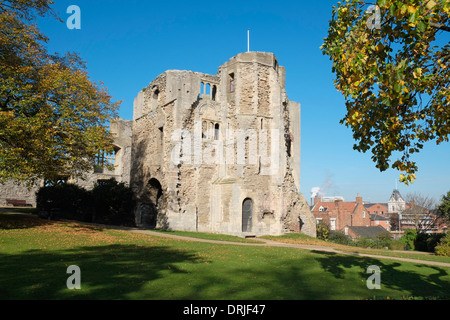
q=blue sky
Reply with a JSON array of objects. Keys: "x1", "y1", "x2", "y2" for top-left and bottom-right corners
[{"x1": 36, "y1": 0, "x2": 449, "y2": 205}]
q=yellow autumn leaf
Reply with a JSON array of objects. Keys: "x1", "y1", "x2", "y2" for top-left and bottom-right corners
[
  {"x1": 413, "y1": 68, "x2": 422, "y2": 78},
  {"x1": 408, "y1": 6, "x2": 417, "y2": 14}
]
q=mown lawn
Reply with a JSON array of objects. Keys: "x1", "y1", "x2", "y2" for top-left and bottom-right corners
[
  {"x1": 0, "y1": 212, "x2": 449, "y2": 300},
  {"x1": 150, "y1": 228, "x2": 265, "y2": 243}
]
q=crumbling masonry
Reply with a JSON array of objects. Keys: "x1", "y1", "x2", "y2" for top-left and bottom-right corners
[{"x1": 131, "y1": 52, "x2": 316, "y2": 237}]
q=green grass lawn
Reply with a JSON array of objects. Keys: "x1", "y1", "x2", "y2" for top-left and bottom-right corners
[
  {"x1": 150, "y1": 228, "x2": 265, "y2": 243},
  {"x1": 1, "y1": 212, "x2": 449, "y2": 300}
]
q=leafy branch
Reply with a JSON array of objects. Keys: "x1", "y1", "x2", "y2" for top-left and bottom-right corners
[{"x1": 321, "y1": 0, "x2": 450, "y2": 184}]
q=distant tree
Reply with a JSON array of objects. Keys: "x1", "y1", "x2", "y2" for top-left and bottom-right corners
[
  {"x1": 404, "y1": 192, "x2": 437, "y2": 231},
  {"x1": 0, "y1": 0, "x2": 120, "y2": 184},
  {"x1": 437, "y1": 191, "x2": 450, "y2": 222},
  {"x1": 321, "y1": 0, "x2": 450, "y2": 185}
]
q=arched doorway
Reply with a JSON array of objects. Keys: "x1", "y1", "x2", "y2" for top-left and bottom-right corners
[
  {"x1": 141, "y1": 178, "x2": 163, "y2": 228},
  {"x1": 242, "y1": 198, "x2": 253, "y2": 233}
]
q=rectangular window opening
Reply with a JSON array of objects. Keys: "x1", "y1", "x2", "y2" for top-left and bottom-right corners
[{"x1": 229, "y1": 73, "x2": 235, "y2": 93}]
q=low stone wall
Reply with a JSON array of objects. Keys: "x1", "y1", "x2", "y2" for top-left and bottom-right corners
[{"x1": 0, "y1": 181, "x2": 40, "y2": 207}]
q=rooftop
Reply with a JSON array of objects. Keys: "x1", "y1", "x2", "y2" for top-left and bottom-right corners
[
  {"x1": 347, "y1": 226, "x2": 390, "y2": 238},
  {"x1": 389, "y1": 189, "x2": 405, "y2": 202}
]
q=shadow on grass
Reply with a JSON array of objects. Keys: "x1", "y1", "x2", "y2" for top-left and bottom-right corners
[
  {"x1": 0, "y1": 213, "x2": 106, "y2": 233},
  {"x1": 1, "y1": 245, "x2": 449, "y2": 300},
  {"x1": 0, "y1": 244, "x2": 204, "y2": 300},
  {"x1": 1, "y1": 213, "x2": 449, "y2": 300},
  {"x1": 0, "y1": 213, "x2": 58, "y2": 230},
  {"x1": 312, "y1": 250, "x2": 450, "y2": 299},
  {"x1": 0, "y1": 244, "x2": 341, "y2": 300}
]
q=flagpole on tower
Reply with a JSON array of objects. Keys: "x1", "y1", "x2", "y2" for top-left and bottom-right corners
[{"x1": 247, "y1": 28, "x2": 250, "y2": 52}]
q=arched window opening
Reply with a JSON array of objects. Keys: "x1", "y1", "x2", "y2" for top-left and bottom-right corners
[
  {"x1": 212, "y1": 85, "x2": 217, "y2": 101},
  {"x1": 209, "y1": 122, "x2": 214, "y2": 140},
  {"x1": 214, "y1": 123, "x2": 220, "y2": 140},
  {"x1": 229, "y1": 73, "x2": 235, "y2": 93},
  {"x1": 152, "y1": 87, "x2": 159, "y2": 110},
  {"x1": 143, "y1": 178, "x2": 163, "y2": 229},
  {"x1": 200, "y1": 82, "x2": 205, "y2": 96},
  {"x1": 242, "y1": 198, "x2": 253, "y2": 233},
  {"x1": 202, "y1": 121, "x2": 207, "y2": 139}
]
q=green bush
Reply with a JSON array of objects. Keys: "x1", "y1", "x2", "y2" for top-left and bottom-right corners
[
  {"x1": 36, "y1": 179, "x2": 135, "y2": 227},
  {"x1": 36, "y1": 184, "x2": 92, "y2": 221},
  {"x1": 435, "y1": 233, "x2": 450, "y2": 257},
  {"x1": 316, "y1": 222, "x2": 330, "y2": 241},
  {"x1": 354, "y1": 233, "x2": 393, "y2": 249},
  {"x1": 426, "y1": 233, "x2": 445, "y2": 252},
  {"x1": 412, "y1": 232, "x2": 445, "y2": 252},
  {"x1": 355, "y1": 236, "x2": 375, "y2": 248},
  {"x1": 328, "y1": 230, "x2": 352, "y2": 245},
  {"x1": 375, "y1": 232, "x2": 393, "y2": 249},
  {"x1": 401, "y1": 229, "x2": 417, "y2": 250},
  {"x1": 414, "y1": 232, "x2": 429, "y2": 252},
  {"x1": 397, "y1": 230, "x2": 445, "y2": 253},
  {"x1": 91, "y1": 179, "x2": 135, "y2": 227}
]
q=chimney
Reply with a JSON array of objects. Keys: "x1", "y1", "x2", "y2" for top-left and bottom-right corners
[
  {"x1": 356, "y1": 193, "x2": 363, "y2": 204},
  {"x1": 314, "y1": 196, "x2": 320, "y2": 206}
]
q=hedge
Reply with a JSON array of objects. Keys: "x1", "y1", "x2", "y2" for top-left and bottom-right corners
[{"x1": 36, "y1": 179, "x2": 135, "y2": 227}]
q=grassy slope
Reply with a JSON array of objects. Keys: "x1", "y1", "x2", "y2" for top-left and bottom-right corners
[
  {"x1": 0, "y1": 212, "x2": 449, "y2": 300},
  {"x1": 263, "y1": 233, "x2": 450, "y2": 264}
]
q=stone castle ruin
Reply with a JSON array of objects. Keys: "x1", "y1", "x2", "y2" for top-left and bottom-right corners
[
  {"x1": 131, "y1": 52, "x2": 316, "y2": 237},
  {"x1": 0, "y1": 52, "x2": 316, "y2": 238}
]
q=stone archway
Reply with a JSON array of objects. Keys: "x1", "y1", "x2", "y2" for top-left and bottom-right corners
[{"x1": 141, "y1": 178, "x2": 163, "y2": 228}]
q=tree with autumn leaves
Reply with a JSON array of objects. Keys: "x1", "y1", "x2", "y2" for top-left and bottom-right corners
[
  {"x1": 322, "y1": 0, "x2": 449, "y2": 184},
  {"x1": 0, "y1": 0, "x2": 120, "y2": 184}
]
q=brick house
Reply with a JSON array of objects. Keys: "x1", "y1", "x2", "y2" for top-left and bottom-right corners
[
  {"x1": 370, "y1": 214, "x2": 390, "y2": 231},
  {"x1": 364, "y1": 203, "x2": 388, "y2": 216},
  {"x1": 401, "y1": 206, "x2": 448, "y2": 233},
  {"x1": 311, "y1": 194, "x2": 371, "y2": 231}
]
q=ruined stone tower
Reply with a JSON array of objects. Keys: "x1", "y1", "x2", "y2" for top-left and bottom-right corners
[{"x1": 131, "y1": 52, "x2": 316, "y2": 237}]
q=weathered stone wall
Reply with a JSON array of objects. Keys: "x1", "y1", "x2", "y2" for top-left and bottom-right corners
[
  {"x1": 131, "y1": 52, "x2": 316, "y2": 237},
  {"x1": 0, "y1": 181, "x2": 40, "y2": 207},
  {"x1": 258, "y1": 65, "x2": 271, "y2": 117}
]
